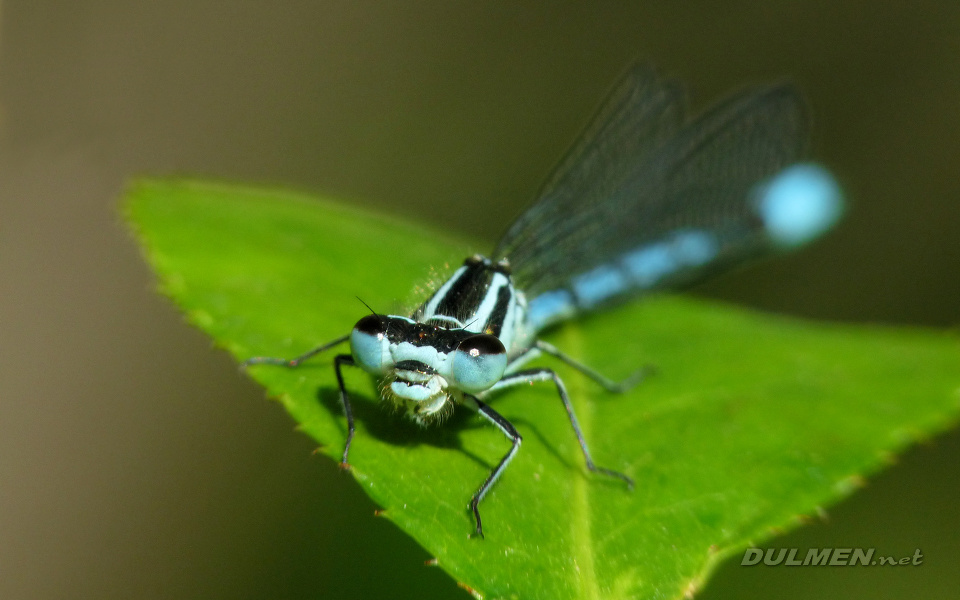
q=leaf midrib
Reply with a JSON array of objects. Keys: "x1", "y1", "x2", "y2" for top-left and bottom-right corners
[{"x1": 559, "y1": 326, "x2": 601, "y2": 600}]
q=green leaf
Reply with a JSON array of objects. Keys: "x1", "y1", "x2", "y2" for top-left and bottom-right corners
[{"x1": 126, "y1": 179, "x2": 960, "y2": 600}]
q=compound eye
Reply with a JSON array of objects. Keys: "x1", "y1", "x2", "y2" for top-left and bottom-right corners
[
  {"x1": 350, "y1": 315, "x2": 387, "y2": 374},
  {"x1": 452, "y1": 334, "x2": 507, "y2": 394}
]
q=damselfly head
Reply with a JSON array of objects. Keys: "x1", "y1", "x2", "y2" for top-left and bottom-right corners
[{"x1": 349, "y1": 312, "x2": 508, "y2": 424}]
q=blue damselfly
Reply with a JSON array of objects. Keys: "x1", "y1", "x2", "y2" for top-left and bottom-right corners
[{"x1": 244, "y1": 65, "x2": 844, "y2": 537}]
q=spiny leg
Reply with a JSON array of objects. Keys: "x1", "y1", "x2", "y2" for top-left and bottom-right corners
[
  {"x1": 242, "y1": 334, "x2": 349, "y2": 368},
  {"x1": 535, "y1": 339, "x2": 652, "y2": 393},
  {"x1": 333, "y1": 354, "x2": 357, "y2": 468},
  {"x1": 467, "y1": 396, "x2": 522, "y2": 539},
  {"x1": 487, "y1": 368, "x2": 634, "y2": 488}
]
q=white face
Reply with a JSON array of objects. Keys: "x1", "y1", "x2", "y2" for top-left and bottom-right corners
[
  {"x1": 388, "y1": 342, "x2": 450, "y2": 405},
  {"x1": 388, "y1": 358, "x2": 450, "y2": 422}
]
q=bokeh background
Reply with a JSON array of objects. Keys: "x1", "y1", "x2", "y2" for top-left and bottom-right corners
[{"x1": 2, "y1": 2, "x2": 958, "y2": 598}]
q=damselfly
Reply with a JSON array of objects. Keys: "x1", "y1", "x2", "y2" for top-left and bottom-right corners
[{"x1": 244, "y1": 65, "x2": 844, "y2": 537}]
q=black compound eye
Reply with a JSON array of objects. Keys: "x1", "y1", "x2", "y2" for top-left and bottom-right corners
[
  {"x1": 457, "y1": 334, "x2": 506, "y2": 357},
  {"x1": 354, "y1": 314, "x2": 386, "y2": 336}
]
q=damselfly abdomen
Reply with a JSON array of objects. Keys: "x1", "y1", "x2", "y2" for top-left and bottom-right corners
[{"x1": 244, "y1": 65, "x2": 844, "y2": 537}]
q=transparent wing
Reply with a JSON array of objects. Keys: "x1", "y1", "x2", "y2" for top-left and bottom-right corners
[
  {"x1": 534, "y1": 64, "x2": 689, "y2": 214},
  {"x1": 495, "y1": 65, "x2": 687, "y2": 273},
  {"x1": 493, "y1": 66, "x2": 816, "y2": 329}
]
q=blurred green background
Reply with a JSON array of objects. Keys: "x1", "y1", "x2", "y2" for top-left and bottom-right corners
[{"x1": 1, "y1": 2, "x2": 958, "y2": 598}]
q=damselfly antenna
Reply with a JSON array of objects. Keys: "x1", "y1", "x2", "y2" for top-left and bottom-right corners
[{"x1": 356, "y1": 296, "x2": 382, "y2": 321}]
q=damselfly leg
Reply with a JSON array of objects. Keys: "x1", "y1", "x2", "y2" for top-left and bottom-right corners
[
  {"x1": 467, "y1": 396, "x2": 522, "y2": 538},
  {"x1": 242, "y1": 339, "x2": 358, "y2": 468},
  {"x1": 332, "y1": 354, "x2": 357, "y2": 467},
  {"x1": 483, "y1": 366, "x2": 635, "y2": 488},
  {"x1": 535, "y1": 339, "x2": 654, "y2": 393},
  {"x1": 242, "y1": 335, "x2": 349, "y2": 367}
]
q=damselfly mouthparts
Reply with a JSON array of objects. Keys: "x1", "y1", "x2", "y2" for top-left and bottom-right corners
[{"x1": 244, "y1": 65, "x2": 844, "y2": 537}]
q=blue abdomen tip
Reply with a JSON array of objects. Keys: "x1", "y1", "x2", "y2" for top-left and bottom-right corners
[{"x1": 755, "y1": 163, "x2": 845, "y2": 249}]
